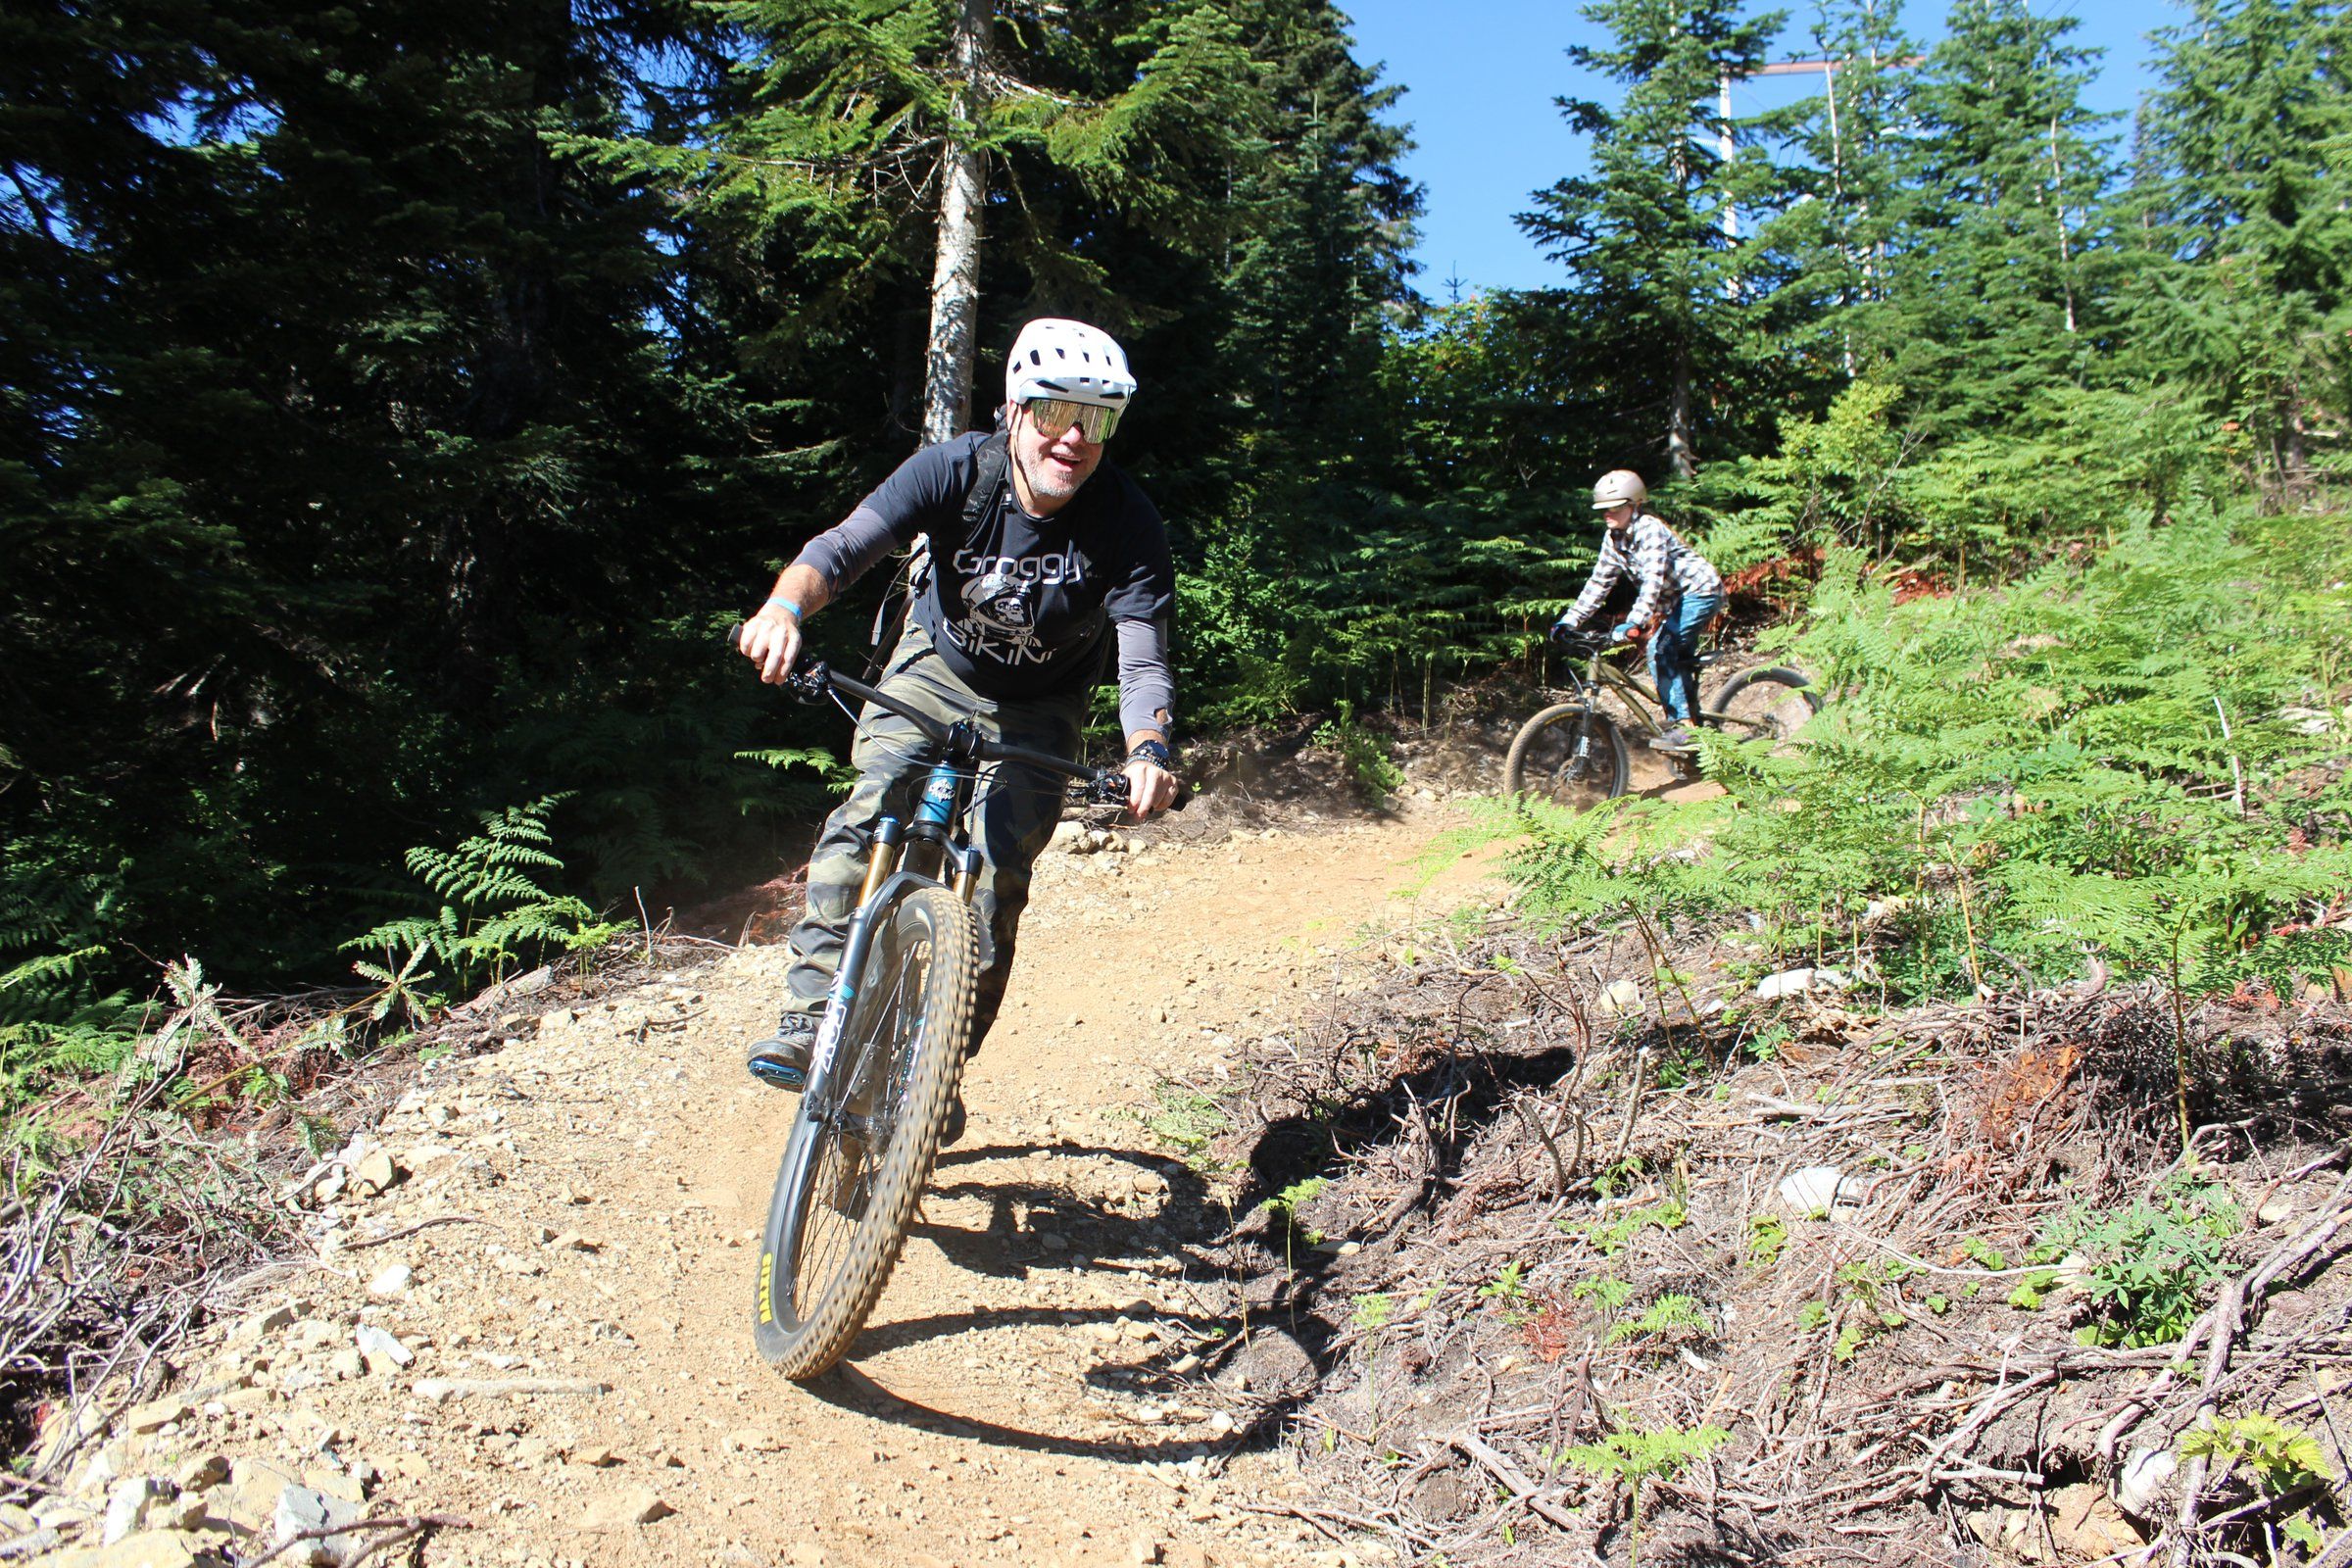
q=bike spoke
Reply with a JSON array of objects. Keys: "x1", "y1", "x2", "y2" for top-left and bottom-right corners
[{"x1": 783, "y1": 926, "x2": 935, "y2": 1324}]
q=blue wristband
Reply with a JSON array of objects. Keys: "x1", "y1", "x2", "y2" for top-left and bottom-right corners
[{"x1": 765, "y1": 596, "x2": 804, "y2": 619}]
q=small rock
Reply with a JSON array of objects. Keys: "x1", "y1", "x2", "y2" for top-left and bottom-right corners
[
  {"x1": 304, "y1": 1468, "x2": 367, "y2": 1504},
  {"x1": 225, "y1": 1458, "x2": 303, "y2": 1531},
  {"x1": 550, "y1": 1232, "x2": 597, "y2": 1253},
  {"x1": 1778, "y1": 1165, "x2": 1861, "y2": 1217},
  {"x1": 231, "y1": 1304, "x2": 298, "y2": 1344},
  {"x1": 2047, "y1": 1482, "x2": 2144, "y2": 1559},
  {"x1": 581, "y1": 1487, "x2": 675, "y2": 1530},
  {"x1": 353, "y1": 1325, "x2": 413, "y2": 1368},
  {"x1": 1166, "y1": 1545, "x2": 1211, "y2": 1568},
  {"x1": 75, "y1": 1531, "x2": 214, "y2": 1568},
  {"x1": 1755, "y1": 966, "x2": 1849, "y2": 1000},
  {"x1": 566, "y1": 1445, "x2": 619, "y2": 1469},
  {"x1": 162, "y1": 1492, "x2": 211, "y2": 1532},
  {"x1": 2115, "y1": 1447, "x2": 2177, "y2": 1520},
  {"x1": 272, "y1": 1484, "x2": 362, "y2": 1564},
  {"x1": 103, "y1": 1477, "x2": 172, "y2": 1544},
  {"x1": 326, "y1": 1349, "x2": 366, "y2": 1381},
  {"x1": 2256, "y1": 1200, "x2": 2292, "y2": 1226},
  {"x1": 346, "y1": 1148, "x2": 403, "y2": 1197},
  {"x1": 366, "y1": 1264, "x2": 413, "y2": 1298},
  {"x1": 1132, "y1": 1170, "x2": 1168, "y2": 1196},
  {"x1": 172, "y1": 1456, "x2": 227, "y2": 1494},
  {"x1": 1132, "y1": 1535, "x2": 1165, "y2": 1565},
  {"x1": 1595, "y1": 979, "x2": 1643, "y2": 1016},
  {"x1": 787, "y1": 1545, "x2": 827, "y2": 1567},
  {"x1": 123, "y1": 1398, "x2": 190, "y2": 1436},
  {"x1": 724, "y1": 1427, "x2": 785, "y2": 1454}
]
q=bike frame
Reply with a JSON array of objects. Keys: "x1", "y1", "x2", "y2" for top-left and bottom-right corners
[
  {"x1": 767, "y1": 662, "x2": 1120, "y2": 1121},
  {"x1": 801, "y1": 751, "x2": 983, "y2": 1119},
  {"x1": 1555, "y1": 643, "x2": 1740, "y2": 739}
]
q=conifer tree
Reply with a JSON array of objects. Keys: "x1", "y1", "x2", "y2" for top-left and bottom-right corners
[
  {"x1": 1883, "y1": 0, "x2": 2116, "y2": 434},
  {"x1": 1760, "y1": 0, "x2": 1921, "y2": 384},
  {"x1": 2125, "y1": 0, "x2": 2352, "y2": 491},
  {"x1": 1519, "y1": 0, "x2": 1785, "y2": 478},
  {"x1": 671, "y1": 0, "x2": 1266, "y2": 440}
]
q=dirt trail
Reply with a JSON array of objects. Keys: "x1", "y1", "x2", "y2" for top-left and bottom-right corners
[{"x1": 80, "y1": 808, "x2": 1508, "y2": 1568}]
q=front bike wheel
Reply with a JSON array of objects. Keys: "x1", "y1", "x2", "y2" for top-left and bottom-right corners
[
  {"x1": 1503, "y1": 703, "x2": 1630, "y2": 810},
  {"x1": 1707, "y1": 666, "x2": 1819, "y2": 746},
  {"x1": 754, "y1": 884, "x2": 977, "y2": 1378}
]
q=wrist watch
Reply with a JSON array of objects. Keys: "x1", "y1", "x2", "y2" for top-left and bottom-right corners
[{"x1": 1127, "y1": 738, "x2": 1173, "y2": 770}]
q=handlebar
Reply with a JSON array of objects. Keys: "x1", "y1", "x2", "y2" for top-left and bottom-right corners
[
  {"x1": 730, "y1": 625, "x2": 1186, "y2": 810},
  {"x1": 1552, "y1": 631, "x2": 1610, "y2": 656}
]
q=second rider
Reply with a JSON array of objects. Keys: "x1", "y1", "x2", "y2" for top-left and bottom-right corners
[
  {"x1": 1552, "y1": 468, "x2": 1726, "y2": 749},
  {"x1": 734, "y1": 318, "x2": 1181, "y2": 1134}
]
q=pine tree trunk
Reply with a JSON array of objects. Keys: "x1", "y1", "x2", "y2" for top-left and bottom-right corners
[
  {"x1": 922, "y1": 0, "x2": 993, "y2": 446},
  {"x1": 1667, "y1": 345, "x2": 1697, "y2": 479}
]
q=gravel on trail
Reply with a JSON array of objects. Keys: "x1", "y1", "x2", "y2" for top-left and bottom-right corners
[{"x1": 31, "y1": 805, "x2": 1509, "y2": 1568}]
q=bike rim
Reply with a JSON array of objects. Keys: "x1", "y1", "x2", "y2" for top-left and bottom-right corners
[
  {"x1": 1717, "y1": 680, "x2": 1814, "y2": 743},
  {"x1": 775, "y1": 917, "x2": 935, "y2": 1332},
  {"x1": 1521, "y1": 711, "x2": 1617, "y2": 807}
]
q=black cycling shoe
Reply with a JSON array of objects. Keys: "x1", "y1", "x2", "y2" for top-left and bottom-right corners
[
  {"x1": 747, "y1": 1013, "x2": 818, "y2": 1091},
  {"x1": 1653, "y1": 725, "x2": 1699, "y2": 753}
]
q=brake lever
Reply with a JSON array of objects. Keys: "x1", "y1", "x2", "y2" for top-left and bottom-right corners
[
  {"x1": 782, "y1": 661, "x2": 831, "y2": 704},
  {"x1": 1074, "y1": 772, "x2": 1191, "y2": 812}
]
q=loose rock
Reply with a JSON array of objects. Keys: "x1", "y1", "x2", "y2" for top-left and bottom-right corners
[
  {"x1": 580, "y1": 1487, "x2": 675, "y2": 1531},
  {"x1": 271, "y1": 1484, "x2": 362, "y2": 1565}
]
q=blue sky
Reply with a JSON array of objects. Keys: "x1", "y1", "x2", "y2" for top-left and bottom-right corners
[{"x1": 1338, "y1": 0, "x2": 2172, "y2": 295}]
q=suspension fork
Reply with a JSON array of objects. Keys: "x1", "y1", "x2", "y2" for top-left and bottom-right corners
[{"x1": 858, "y1": 818, "x2": 905, "y2": 906}]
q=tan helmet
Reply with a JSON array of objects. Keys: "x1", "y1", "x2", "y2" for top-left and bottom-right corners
[{"x1": 1591, "y1": 469, "x2": 1647, "y2": 511}]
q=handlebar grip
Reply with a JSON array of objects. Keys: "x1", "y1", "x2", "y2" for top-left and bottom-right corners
[{"x1": 1079, "y1": 774, "x2": 1191, "y2": 812}]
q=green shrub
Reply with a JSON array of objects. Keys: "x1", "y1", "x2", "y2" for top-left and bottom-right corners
[
  {"x1": 1314, "y1": 701, "x2": 1405, "y2": 807},
  {"x1": 2040, "y1": 1174, "x2": 2240, "y2": 1348}
]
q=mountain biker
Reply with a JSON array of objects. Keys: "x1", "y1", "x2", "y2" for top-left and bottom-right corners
[
  {"x1": 1550, "y1": 469, "x2": 1726, "y2": 749},
  {"x1": 733, "y1": 318, "x2": 1180, "y2": 1133}
]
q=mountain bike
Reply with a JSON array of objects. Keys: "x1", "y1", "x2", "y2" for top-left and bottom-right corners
[
  {"x1": 741, "y1": 655, "x2": 1173, "y2": 1379},
  {"x1": 1503, "y1": 631, "x2": 1818, "y2": 811}
]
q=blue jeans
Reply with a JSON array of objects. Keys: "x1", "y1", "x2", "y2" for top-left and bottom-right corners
[{"x1": 1649, "y1": 593, "x2": 1723, "y2": 723}]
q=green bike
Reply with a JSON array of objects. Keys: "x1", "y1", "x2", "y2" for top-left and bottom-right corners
[{"x1": 1503, "y1": 631, "x2": 1818, "y2": 811}]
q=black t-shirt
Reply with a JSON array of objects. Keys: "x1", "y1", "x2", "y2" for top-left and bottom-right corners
[{"x1": 856, "y1": 433, "x2": 1174, "y2": 701}]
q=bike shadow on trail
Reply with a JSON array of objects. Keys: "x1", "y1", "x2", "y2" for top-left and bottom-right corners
[
  {"x1": 789, "y1": 1139, "x2": 1312, "y2": 1460},
  {"x1": 906, "y1": 1140, "x2": 1222, "y2": 1282}
]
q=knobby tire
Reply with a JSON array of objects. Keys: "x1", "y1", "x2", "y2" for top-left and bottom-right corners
[
  {"x1": 1503, "y1": 702, "x2": 1631, "y2": 811},
  {"x1": 1707, "y1": 666, "x2": 1819, "y2": 746},
  {"x1": 754, "y1": 884, "x2": 978, "y2": 1379}
]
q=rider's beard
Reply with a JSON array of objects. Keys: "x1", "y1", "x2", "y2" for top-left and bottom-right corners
[{"x1": 1015, "y1": 436, "x2": 1100, "y2": 506}]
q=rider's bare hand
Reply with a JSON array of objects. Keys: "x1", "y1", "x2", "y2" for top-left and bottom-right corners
[
  {"x1": 738, "y1": 605, "x2": 803, "y2": 686},
  {"x1": 1123, "y1": 759, "x2": 1179, "y2": 821}
]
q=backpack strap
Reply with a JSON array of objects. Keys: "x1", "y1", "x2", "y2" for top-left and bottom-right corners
[{"x1": 864, "y1": 432, "x2": 1013, "y2": 670}]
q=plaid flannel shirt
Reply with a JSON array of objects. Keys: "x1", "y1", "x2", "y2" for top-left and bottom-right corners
[{"x1": 1567, "y1": 513, "x2": 1725, "y2": 629}]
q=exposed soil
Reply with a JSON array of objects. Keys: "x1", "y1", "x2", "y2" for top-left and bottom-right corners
[{"x1": 32, "y1": 793, "x2": 1515, "y2": 1568}]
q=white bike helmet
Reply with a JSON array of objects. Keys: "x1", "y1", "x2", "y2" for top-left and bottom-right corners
[
  {"x1": 1004, "y1": 318, "x2": 1137, "y2": 410},
  {"x1": 1592, "y1": 469, "x2": 1648, "y2": 510}
]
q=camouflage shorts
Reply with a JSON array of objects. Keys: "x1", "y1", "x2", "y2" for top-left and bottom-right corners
[{"x1": 780, "y1": 621, "x2": 1088, "y2": 1047}]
